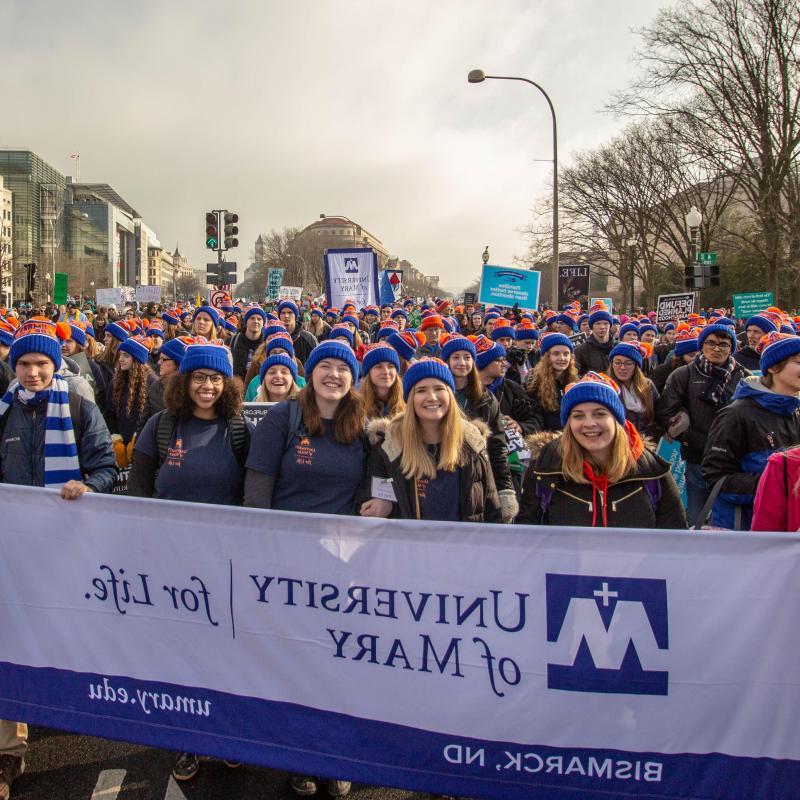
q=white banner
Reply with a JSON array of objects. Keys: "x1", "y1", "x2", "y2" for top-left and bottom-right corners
[
  {"x1": 95, "y1": 287, "x2": 123, "y2": 308},
  {"x1": 278, "y1": 286, "x2": 303, "y2": 301},
  {"x1": 135, "y1": 285, "x2": 162, "y2": 304},
  {"x1": 324, "y1": 248, "x2": 379, "y2": 309},
  {"x1": 1, "y1": 485, "x2": 799, "y2": 799}
]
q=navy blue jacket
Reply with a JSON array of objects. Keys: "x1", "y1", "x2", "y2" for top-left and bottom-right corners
[{"x1": 0, "y1": 392, "x2": 117, "y2": 492}]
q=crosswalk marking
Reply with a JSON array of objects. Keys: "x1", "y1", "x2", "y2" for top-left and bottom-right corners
[{"x1": 90, "y1": 769, "x2": 127, "y2": 798}]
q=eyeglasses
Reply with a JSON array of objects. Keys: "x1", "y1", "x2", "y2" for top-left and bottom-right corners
[
  {"x1": 611, "y1": 359, "x2": 635, "y2": 369},
  {"x1": 703, "y1": 340, "x2": 731, "y2": 351},
  {"x1": 191, "y1": 372, "x2": 224, "y2": 386}
]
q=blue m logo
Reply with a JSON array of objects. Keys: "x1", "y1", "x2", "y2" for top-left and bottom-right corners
[{"x1": 546, "y1": 574, "x2": 669, "y2": 696}]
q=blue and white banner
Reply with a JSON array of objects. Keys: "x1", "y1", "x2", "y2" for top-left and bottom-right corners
[
  {"x1": 479, "y1": 265, "x2": 540, "y2": 309},
  {"x1": 1, "y1": 485, "x2": 800, "y2": 799},
  {"x1": 324, "y1": 248, "x2": 379, "y2": 310}
]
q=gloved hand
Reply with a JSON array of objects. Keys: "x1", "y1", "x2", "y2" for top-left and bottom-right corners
[{"x1": 498, "y1": 489, "x2": 519, "y2": 523}]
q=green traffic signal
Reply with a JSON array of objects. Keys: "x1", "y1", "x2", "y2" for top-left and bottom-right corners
[
  {"x1": 205, "y1": 212, "x2": 219, "y2": 250},
  {"x1": 206, "y1": 235, "x2": 218, "y2": 248}
]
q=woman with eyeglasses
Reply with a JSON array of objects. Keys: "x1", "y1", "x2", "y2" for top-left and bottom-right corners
[
  {"x1": 605, "y1": 342, "x2": 661, "y2": 437},
  {"x1": 128, "y1": 338, "x2": 252, "y2": 784}
]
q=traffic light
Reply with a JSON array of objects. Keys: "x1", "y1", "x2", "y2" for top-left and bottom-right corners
[
  {"x1": 223, "y1": 212, "x2": 239, "y2": 249},
  {"x1": 205, "y1": 212, "x2": 220, "y2": 250},
  {"x1": 684, "y1": 262, "x2": 720, "y2": 289}
]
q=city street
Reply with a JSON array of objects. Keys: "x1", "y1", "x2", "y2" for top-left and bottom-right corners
[{"x1": 14, "y1": 727, "x2": 427, "y2": 800}]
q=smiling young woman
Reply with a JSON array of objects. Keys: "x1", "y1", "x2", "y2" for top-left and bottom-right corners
[{"x1": 518, "y1": 372, "x2": 686, "y2": 528}]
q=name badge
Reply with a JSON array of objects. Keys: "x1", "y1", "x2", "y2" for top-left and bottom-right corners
[{"x1": 371, "y1": 477, "x2": 397, "y2": 502}]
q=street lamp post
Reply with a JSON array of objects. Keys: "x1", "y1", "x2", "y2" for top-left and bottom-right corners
[
  {"x1": 482, "y1": 246, "x2": 490, "y2": 265},
  {"x1": 627, "y1": 237, "x2": 637, "y2": 313},
  {"x1": 468, "y1": 69, "x2": 558, "y2": 302},
  {"x1": 685, "y1": 206, "x2": 702, "y2": 265}
]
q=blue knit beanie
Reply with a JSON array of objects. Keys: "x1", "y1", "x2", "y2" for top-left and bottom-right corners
[
  {"x1": 304, "y1": 340, "x2": 359, "y2": 383},
  {"x1": 391, "y1": 309, "x2": 408, "y2": 322},
  {"x1": 119, "y1": 335, "x2": 151, "y2": 365},
  {"x1": 310, "y1": 308, "x2": 323, "y2": 319},
  {"x1": 67, "y1": 324, "x2": 87, "y2": 348},
  {"x1": 402, "y1": 357, "x2": 455, "y2": 400},
  {"x1": 0, "y1": 329, "x2": 13, "y2": 348},
  {"x1": 243, "y1": 307, "x2": 267, "y2": 326},
  {"x1": 698, "y1": 323, "x2": 737, "y2": 352},
  {"x1": 618, "y1": 323, "x2": 640, "y2": 340},
  {"x1": 491, "y1": 324, "x2": 516, "y2": 341},
  {"x1": 193, "y1": 305, "x2": 220, "y2": 328},
  {"x1": 474, "y1": 336, "x2": 507, "y2": 370},
  {"x1": 609, "y1": 342, "x2": 644, "y2": 369},
  {"x1": 361, "y1": 343, "x2": 401, "y2": 377},
  {"x1": 180, "y1": 341, "x2": 233, "y2": 377},
  {"x1": 758, "y1": 332, "x2": 800, "y2": 373},
  {"x1": 539, "y1": 332, "x2": 574, "y2": 356},
  {"x1": 105, "y1": 321, "x2": 130, "y2": 343},
  {"x1": 745, "y1": 315, "x2": 779, "y2": 335},
  {"x1": 441, "y1": 335, "x2": 477, "y2": 363},
  {"x1": 259, "y1": 353, "x2": 298, "y2": 383},
  {"x1": 550, "y1": 313, "x2": 578, "y2": 332},
  {"x1": 265, "y1": 335, "x2": 295, "y2": 358},
  {"x1": 162, "y1": 310, "x2": 181, "y2": 326},
  {"x1": 277, "y1": 300, "x2": 300, "y2": 320},
  {"x1": 560, "y1": 372, "x2": 626, "y2": 427},
  {"x1": 638, "y1": 324, "x2": 657, "y2": 338},
  {"x1": 328, "y1": 324, "x2": 355, "y2": 347},
  {"x1": 9, "y1": 320, "x2": 63, "y2": 371},
  {"x1": 515, "y1": 325, "x2": 540, "y2": 341},
  {"x1": 674, "y1": 331, "x2": 700, "y2": 358},
  {"x1": 160, "y1": 337, "x2": 188, "y2": 365},
  {"x1": 387, "y1": 331, "x2": 420, "y2": 362},
  {"x1": 264, "y1": 322, "x2": 288, "y2": 339},
  {"x1": 341, "y1": 314, "x2": 360, "y2": 329}
]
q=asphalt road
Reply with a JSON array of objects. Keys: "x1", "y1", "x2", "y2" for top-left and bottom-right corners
[{"x1": 12, "y1": 727, "x2": 434, "y2": 800}]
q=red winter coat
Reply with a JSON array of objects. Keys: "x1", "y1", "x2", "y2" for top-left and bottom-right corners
[{"x1": 751, "y1": 447, "x2": 800, "y2": 532}]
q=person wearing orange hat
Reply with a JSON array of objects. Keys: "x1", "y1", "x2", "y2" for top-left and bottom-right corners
[{"x1": 415, "y1": 314, "x2": 445, "y2": 358}]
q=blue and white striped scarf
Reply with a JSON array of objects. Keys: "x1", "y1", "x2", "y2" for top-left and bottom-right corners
[{"x1": 0, "y1": 375, "x2": 83, "y2": 488}]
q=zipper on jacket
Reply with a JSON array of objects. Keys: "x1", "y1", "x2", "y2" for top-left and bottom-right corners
[
  {"x1": 557, "y1": 487, "x2": 592, "y2": 512},
  {"x1": 611, "y1": 486, "x2": 643, "y2": 513}
]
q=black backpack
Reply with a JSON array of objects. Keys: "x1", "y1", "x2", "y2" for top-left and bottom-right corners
[{"x1": 155, "y1": 411, "x2": 250, "y2": 469}]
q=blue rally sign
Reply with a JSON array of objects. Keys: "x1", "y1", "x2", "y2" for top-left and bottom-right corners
[{"x1": 478, "y1": 265, "x2": 540, "y2": 309}]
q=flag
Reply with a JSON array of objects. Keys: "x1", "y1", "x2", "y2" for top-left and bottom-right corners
[{"x1": 69, "y1": 152, "x2": 79, "y2": 160}]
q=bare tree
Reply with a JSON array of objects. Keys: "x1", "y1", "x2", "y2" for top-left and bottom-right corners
[{"x1": 612, "y1": 0, "x2": 800, "y2": 303}]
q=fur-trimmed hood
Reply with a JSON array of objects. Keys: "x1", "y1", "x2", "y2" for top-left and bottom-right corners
[{"x1": 366, "y1": 414, "x2": 491, "y2": 464}]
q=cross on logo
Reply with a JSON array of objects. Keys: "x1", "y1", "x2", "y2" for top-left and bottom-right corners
[{"x1": 593, "y1": 582, "x2": 618, "y2": 607}]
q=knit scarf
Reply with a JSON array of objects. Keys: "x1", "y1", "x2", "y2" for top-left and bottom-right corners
[
  {"x1": 694, "y1": 353, "x2": 735, "y2": 408},
  {"x1": 0, "y1": 375, "x2": 83, "y2": 488}
]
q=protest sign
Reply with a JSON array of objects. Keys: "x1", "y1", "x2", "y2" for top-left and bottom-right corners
[
  {"x1": 656, "y1": 437, "x2": 688, "y2": 508},
  {"x1": 53, "y1": 272, "x2": 69, "y2": 305},
  {"x1": 733, "y1": 292, "x2": 774, "y2": 319},
  {"x1": 266, "y1": 267, "x2": 284, "y2": 301},
  {"x1": 463, "y1": 291, "x2": 477, "y2": 307},
  {"x1": 324, "y1": 248, "x2": 380, "y2": 309},
  {"x1": 2, "y1": 485, "x2": 799, "y2": 799},
  {"x1": 242, "y1": 402, "x2": 275, "y2": 426},
  {"x1": 656, "y1": 293, "x2": 695, "y2": 325},
  {"x1": 96, "y1": 288, "x2": 123, "y2": 308},
  {"x1": 135, "y1": 285, "x2": 162, "y2": 304},
  {"x1": 569, "y1": 332, "x2": 588, "y2": 346},
  {"x1": 478, "y1": 265, "x2": 540, "y2": 309},
  {"x1": 278, "y1": 286, "x2": 303, "y2": 302},
  {"x1": 557, "y1": 265, "x2": 590, "y2": 309}
]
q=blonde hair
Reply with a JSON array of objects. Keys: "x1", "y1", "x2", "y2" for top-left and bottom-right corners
[
  {"x1": 360, "y1": 371, "x2": 405, "y2": 418},
  {"x1": 392, "y1": 385, "x2": 465, "y2": 480},
  {"x1": 560, "y1": 419, "x2": 636, "y2": 484},
  {"x1": 526, "y1": 352, "x2": 578, "y2": 412},
  {"x1": 255, "y1": 378, "x2": 300, "y2": 402},
  {"x1": 607, "y1": 364, "x2": 654, "y2": 423}
]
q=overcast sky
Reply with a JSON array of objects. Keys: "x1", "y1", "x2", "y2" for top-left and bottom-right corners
[{"x1": 3, "y1": 0, "x2": 667, "y2": 293}]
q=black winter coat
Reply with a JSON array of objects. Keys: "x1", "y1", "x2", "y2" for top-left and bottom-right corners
[
  {"x1": 526, "y1": 374, "x2": 569, "y2": 432},
  {"x1": 360, "y1": 417, "x2": 501, "y2": 522},
  {"x1": 231, "y1": 331, "x2": 264, "y2": 379},
  {"x1": 650, "y1": 357, "x2": 682, "y2": 394},
  {"x1": 574, "y1": 336, "x2": 614, "y2": 376},
  {"x1": 656, "y1": 360, "x2": 749, "y2": 464},
  {"x1": 492, "y1": 379, "x2": 539, "y2": 436},
  {"x1": 733, "y1": 346, "x2": 761, "y2": 372},
  {"x1": 459, "y1": 388, "x2": 514, "y2": 493},
  {"x1": 290, "y1": 328, "x2": 318, "y2": 365},
  {"x1": 517, "y1": 433, "x2": 687, "y2": 528}
]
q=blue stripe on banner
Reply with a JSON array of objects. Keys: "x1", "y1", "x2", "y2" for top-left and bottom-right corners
[
  {"x1": 44, "y1": 444, "x2": 79, "y2": 458},
  {"x1": 0, "y1": 660, "x2": 797, "y2": 800}
]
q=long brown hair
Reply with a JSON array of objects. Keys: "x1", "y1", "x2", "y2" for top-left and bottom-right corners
[
  {"x1": 360, "y1": 371, "x2": 405, "y2": 418},
  {"x1": 163, "y1": 372, "x2": 243, "y2": 419},
  {"x1": 391, "y1": 385, "x2": 465, "y2": 480},
  {"x1": 560, "y1": 419, "x2": 636, "y2": 484},
  {"x1": 111, "y1": 362, "x2": 152, "y2": 418},
  {"x1": 298, "y1": 380, "x2": 365, "y2": 444},
  {"x1": 607, "y1": 364, "x2": 654, "y2": 423},
  {"x1": 526, "y1": 354, "x2": 578, "y2": 412},
  {"x1": 96, "y1": 336, "x2": 121, "y2": 368}
]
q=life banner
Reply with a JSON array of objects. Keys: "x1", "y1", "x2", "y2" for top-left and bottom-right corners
[
  {"x1": 324, "y1": 248, "x2": 379, "y2": 310},
  {"x1": 557, "y1": 265, "x2": 590, "y2": 310},
  {"x1": 1, "y1": 486, "x2": 800, "y2": 800}
]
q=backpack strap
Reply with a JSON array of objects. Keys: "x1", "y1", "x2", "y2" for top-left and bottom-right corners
[
  {"x1": 226, "y1": 414, "x2": 250, "y2": 469},
  {"x1": 155, "y1": 411, "x2": 177, "y2": 467},
  {"x1": 284, "y1": 397, "x2": 304, "y2": 453},
  {"x1": 67, "y1": 392, "x2": 84, "y2": 450}
]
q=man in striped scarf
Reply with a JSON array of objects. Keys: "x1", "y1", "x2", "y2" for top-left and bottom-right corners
[{"x1": 0, "y1": 319, "x2": 116, "y2": 797}]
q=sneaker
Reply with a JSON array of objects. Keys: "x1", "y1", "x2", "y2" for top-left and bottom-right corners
[
  {"x1": 325, "y1": 779, "x2": 352, "y2": 797},
  {"x1": 0, "y1": 756, "x2": 24, "y2": 800},
  {"x1": 172, "y1": 752, "x2": 200, "y2": 781},
  {"x1": 290, "y1": 775, "x2": 318, "y2": 796}
]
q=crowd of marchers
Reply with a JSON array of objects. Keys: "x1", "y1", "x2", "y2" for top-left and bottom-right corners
[{"x1": 1, "y1": 293, "x2": 799, "y2": 799}]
